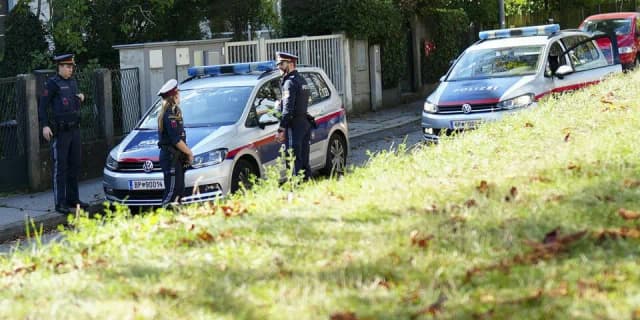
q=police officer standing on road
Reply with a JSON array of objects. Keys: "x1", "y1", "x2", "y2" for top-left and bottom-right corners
[
  {"x1": 156, "y1": 79, "x2": 194, "y2": 207},
  {"x1": 274, "y1": 51, "x2": 312, "y2": 179},
  {"x1": 38, "y1": 54, "x2": 89, "y2": 214}
]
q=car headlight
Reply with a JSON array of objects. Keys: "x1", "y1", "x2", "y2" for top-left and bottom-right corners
[
  {"x1": 619, "y1": 46, "x2": 634, "y2": 54},
  {"x1": 423, "y1": 101, "x2": 438, "y2": 113},
  {"x1": 192, "y1": 148, "x2": 227, "y2": 169},
  {"x1": 105, "y1": 155, "x2": 118, "y2": 171},
  {"x1": 497, "y1": 94, "x2": 533, "y2": 110}
]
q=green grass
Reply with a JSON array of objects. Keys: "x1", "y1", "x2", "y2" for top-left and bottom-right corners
[{"x1": 2, "y1": 71, "x2": 640, "y2": 319}]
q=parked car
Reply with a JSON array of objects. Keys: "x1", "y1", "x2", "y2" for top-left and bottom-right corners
[
  {"x1": 103, "y1": 61, "x2": 349, "y2": 206},
  {"x1": 580, "y1": 12, "x2": 640, "y2": 69},
  {"x1": 422, "y1": 24, "x2": 621, "y2": 141}
]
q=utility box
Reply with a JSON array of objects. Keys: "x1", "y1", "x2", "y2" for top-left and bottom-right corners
[{"x1": 113, "y1": 38, "x2": 230, "y2": 115}]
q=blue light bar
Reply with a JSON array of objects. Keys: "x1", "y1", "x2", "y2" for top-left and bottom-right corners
[
  {"x1": 188, "y1": 61, "x2": 276, "y2": 77},
  {"x1": 479, "y1": 24, "x2": 560, "y2": 40}
]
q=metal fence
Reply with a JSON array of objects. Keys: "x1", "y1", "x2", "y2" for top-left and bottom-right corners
[
  {"x1": 225, "y1": 35, "x2": 346, "y2": 98},
  {"x1": 0, "y1": 76, "x2": 24, "y2": 160},
  {"x1": 74, "y1": 71, "x2": 101, "y2": 141},
  {"x1": 111, "y1": 68, "x2": 141, "y2": 136},
  {"x1": 0, "y1": 76, "x2": 27, "y2": 191}
]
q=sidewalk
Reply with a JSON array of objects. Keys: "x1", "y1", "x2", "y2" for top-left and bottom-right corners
[{"x1": 0, "y1": 100, "x2": 423, "y2": 242}]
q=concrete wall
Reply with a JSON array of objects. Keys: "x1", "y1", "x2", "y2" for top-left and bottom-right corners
[
  {"x1": 114, "y1": 39, "x2": 229, "y2": 114},
  {"x1": 348, "y1": 39, "x2": 371, "y2": 114}
]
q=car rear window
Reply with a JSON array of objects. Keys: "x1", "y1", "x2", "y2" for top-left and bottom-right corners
[
  {"x1": 138, "y1": 86, "x2": 253, "y2": 129},
  {"x1": 581, "y1": 19, "x2": 633, "y2": 35}
]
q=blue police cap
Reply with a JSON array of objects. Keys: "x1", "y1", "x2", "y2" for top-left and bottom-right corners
[
  {"x1": 276, "y1": 51, "x2": 298, "y2": 65},
  {"x1": 54, "y1": 53, "x2": 75, "y2": 65},
  {"x1": 157, "y1": 79, "x2": 178, "y2": 97}
]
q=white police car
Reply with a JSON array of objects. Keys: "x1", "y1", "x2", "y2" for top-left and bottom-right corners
[
  {"x1": 422, "y1": 24, "x2": 622, "y2": 140},
  {"x1": 103, "y1": 61, "x2": 349, "y2": 206}
]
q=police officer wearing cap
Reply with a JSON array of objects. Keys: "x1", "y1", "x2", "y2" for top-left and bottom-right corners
[
  {"x1": 156, "y1": 79, "x2": 194, "y2": 206},
  {"x1": 275, "y1": 51, "x2": 312, "y2": 179},
  {"x1": 38, "y1": 53, "x2": 89, "y2": 214}
]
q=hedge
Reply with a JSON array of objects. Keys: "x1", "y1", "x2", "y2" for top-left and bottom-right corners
[
  {"x1": 281, "y1": 0, "x2": 407, "y2": 89},
  {"x1": 419, "y1": 8, "x2": 470, "y2": 84}
]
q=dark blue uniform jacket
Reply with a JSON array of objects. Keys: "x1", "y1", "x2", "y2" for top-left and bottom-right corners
[
  {"x1": 158, "y1": 106, "x2": 186, "y2": 147},
  {"x1": 279, "y1": 70, "x2": 310, "y2": 129},
  {"x1": 38, "y1": 75, "x2": 81, "y2": 127}
]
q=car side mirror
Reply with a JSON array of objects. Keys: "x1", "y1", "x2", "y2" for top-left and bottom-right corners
[
  {"x1": 258, "y1": 113, "x2": 279, "y2": 129},
  {"x1": 554, "y1": 65, "x2": 574, "y2": 79}
]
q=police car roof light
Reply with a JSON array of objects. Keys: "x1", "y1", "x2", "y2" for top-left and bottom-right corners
[
  {"x1": 187, "y1": 61, "x2": 276, "y2": 77},
  {"x1": 478, "y1": 24, "x2": 560, "y2": 40}
]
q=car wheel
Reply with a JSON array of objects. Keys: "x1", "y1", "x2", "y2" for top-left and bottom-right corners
[
  {"x1": 321, "y1": 133, "x2": 347, "y2": 176},
  {"x1": 230, "y1": 158, "x2": 258, "y2": 193}
]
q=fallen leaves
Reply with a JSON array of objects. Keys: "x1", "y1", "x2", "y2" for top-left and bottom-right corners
[
  {"x1": 595, "y1": 226, "x2": 640, "y2": 241},
  {"x1": 330, "y1": 312, "x2": 358, "y2": 320},
  {"x1": 618, "y1": 208, "x2": 640, "y2": 220},
  {"x1": 623, "y1": 179, "x2": 640, "y2": 188},
  {"x1": 466, "y1": 228, "x2": 587, "y2": 281},
  {"x1": 411, "y1": 293, "x2": 447, "y2": 319},
  {"x1": 410, "y1": 230, "x2": 433, "y2": 249}
]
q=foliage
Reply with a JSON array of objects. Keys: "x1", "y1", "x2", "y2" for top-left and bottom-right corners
[
  {"x1": 2, "y1": 71, "x2": 640, "y2": 318},
  {"x1": 282, "y1": 0, "x2": 408, "y2": 88},
  {"x1": 0, "y1": 0, "x2": 49, "y2": 76},
  {"x1": 207, "y1": 0, "x2": 279, "y2": 40},
  {"x1": 420, "y1": 8, "x2": 470, "y2": 84}
]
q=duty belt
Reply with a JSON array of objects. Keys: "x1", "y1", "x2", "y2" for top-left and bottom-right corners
[{"x1": 55, "y1": 120, "x2": 80, "y2": 131}]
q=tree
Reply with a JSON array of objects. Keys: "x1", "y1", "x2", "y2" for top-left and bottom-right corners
[
  {"x1": 0, "y1": 0, "x2": 49, "y2": 76},
  {"x1": 206, "y1": 0, "x2": 279, "y2": 40}
]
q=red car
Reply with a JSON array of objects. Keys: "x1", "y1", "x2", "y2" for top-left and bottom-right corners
[{"x1": 580, "y1": 12, "x2": 640, "y2": 69}]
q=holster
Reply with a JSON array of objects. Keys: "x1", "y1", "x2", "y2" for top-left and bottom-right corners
[{"x1": 306, "y1": 113, "x2": 317, "y2": 129}]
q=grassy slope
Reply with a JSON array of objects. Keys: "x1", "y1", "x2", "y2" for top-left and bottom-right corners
[{"x1": 2, "y1": 72, "x2": 640, "y2": 319}]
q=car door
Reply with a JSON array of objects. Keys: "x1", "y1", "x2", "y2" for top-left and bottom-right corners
[
  {"x1": 243, "y1": 77, "x2": 283, "y2": 167},
  {"x1": 300, "y1": 71, "x2": 334, "y2": 169},
  {"x1": 551, "y1": 35, "x2": 620, "y2": 93}
]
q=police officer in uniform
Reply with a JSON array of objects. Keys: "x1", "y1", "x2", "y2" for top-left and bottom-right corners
[
  {"x1": 38, "y1": 53, "x2": 89, "y2": 214},
  {"x1": 156, "y1": 79, "x2": 193, "y2": 207},
  {"x1": 274, "y1": 51, "x2": 312, "y2": 179}
]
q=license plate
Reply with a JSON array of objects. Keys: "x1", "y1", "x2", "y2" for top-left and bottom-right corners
[
  {"x1": 129, "y1": 180, "x2": 164, "y2": 190},
  {"x1": 451, "y1": 120, "x2": 482, "y2": 130}
]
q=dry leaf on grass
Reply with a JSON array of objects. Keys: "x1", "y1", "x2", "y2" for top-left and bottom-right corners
[
  {"x1": 412, "y1": 293, "x2": 447, "y2": 319},
  {"x1": 410, "y1": 230, "x2": 434, "y2": 248},
  {"x1": 330, "y1": 312, "x2": 358, "y2": 320},
  {"x1": 623, "y1": 179, "x2": 640, "y2": 188},
  {"x1": 618, "y1": 208, "x2": 640, "y2": 220}
]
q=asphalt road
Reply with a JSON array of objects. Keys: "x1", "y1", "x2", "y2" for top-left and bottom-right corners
[{"x1": 0, "y1": 122, "x2": 423, "y2": 254}]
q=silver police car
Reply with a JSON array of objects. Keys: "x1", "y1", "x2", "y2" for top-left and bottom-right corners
[
  {"x1": 422, "y1": 24, "x2": 622, "y2": 140},
  {"x1": 103, "y1": 61, "x2": 349, "y2": 206}
]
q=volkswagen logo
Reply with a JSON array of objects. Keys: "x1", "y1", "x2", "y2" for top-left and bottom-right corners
[
  {"x1": 142, "y1": 160, "x2": 154, "y2": 173},
  {"x1": 462, "y1": 103, "x2": 472, "y2": 114}
]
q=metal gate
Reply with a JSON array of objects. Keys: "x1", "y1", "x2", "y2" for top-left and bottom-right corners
[
  {"x1": 0, "y1": 76, "x2": 27, "y2": 192},
  {"x1": 111, "y1": 68, "x2": 141, "y2": 136},
  {"x1": 225, "y1": 35, "x2": 346, "y2": 99}
]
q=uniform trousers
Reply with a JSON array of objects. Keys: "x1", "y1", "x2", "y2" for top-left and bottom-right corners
[{"x1": 51, "y1": 128, "x2": 81, "y2": 207}]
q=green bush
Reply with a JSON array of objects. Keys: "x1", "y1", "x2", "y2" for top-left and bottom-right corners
[
  {"x1": 281, "y1": 0, "x2": 407, "y2": 89},
  {"x1": 420, "y1": 8, "x2": 470, "y2": 84},
  {"x1": 0, "y1": 1, "x2": 49, "y2": 77}
]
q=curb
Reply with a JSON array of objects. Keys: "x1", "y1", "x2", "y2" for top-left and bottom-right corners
[
  {"x1": 0, "y1": 203, "x2": 103, "y2": 243},
  {"x1": 349, "y1": 117, "x2": 421, "y2": 140}
]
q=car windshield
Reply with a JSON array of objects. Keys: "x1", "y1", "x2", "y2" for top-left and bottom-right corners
[
  {"x1": 138, "y1": 86, "x2": 253, "y2": 129},
  {"x1": 447, "y1": 45, "x2": 543, "y2": 81},
  {"x1": 581, "y1": 19, "x2": 633, "y2": 35}
]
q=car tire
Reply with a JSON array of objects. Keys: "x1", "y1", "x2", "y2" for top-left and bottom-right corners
[
  {"x1": 321, "y1": 133, "x2": 347, "y2": 177},
  {"x1": 230, "y1": 158, "x2": 258, "y2": 193}
]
